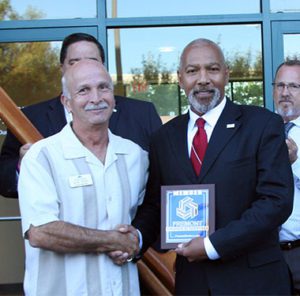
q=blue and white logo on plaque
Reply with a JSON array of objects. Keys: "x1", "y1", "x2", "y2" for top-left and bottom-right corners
[
  {"x1": 166, "y1": 189, "x2": 209, "y2": 243},
  {"x1": 176, "y1": 197, "x2": 198, "y2": 220}
]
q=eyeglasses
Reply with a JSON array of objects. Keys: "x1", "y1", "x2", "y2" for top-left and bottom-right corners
[{"x1": 272, "y1": 82, "x2": 300, "y2": 93}]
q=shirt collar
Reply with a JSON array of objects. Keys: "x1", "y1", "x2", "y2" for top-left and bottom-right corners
[
  {"x1": 290, "y1": 116, "x2": 300, "y2": 127},
  {"x1": 188, "y1": 96, "x2": 226, "y2": 129},
  {"x1": 62, "y1": 124, "x2": 131, "y2": 161}
]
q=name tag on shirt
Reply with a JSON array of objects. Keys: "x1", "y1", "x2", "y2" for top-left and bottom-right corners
[{"x1": 69, "y1": 174, "x2": 93, "y2": 188}]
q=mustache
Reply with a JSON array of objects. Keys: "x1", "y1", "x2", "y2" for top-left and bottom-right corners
[
  {"x1": 279, "y1": 98, "x2": 292, "y2": 104},
  {"x1": 84, "y1": 102, "x2": 109, "y2": 111},
  {"x1": 191, "y1": 87, "x2": 216, "y2": 95}
]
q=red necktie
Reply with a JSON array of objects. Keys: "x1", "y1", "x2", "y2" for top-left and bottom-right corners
[{"x1": 191, "y1": 118, "x2": 208, "y2": 175}]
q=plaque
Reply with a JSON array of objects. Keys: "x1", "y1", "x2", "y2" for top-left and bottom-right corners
[{"x1": 161, "y1": 184, "x2": 215, "y2": 249}]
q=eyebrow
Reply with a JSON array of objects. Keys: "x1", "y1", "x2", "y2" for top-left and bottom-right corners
[
  {"x1": 185, "y1": 62, "x2": 221, "y2": 69},
  {"x1": 68, "y1": 57, "x2": 100, "y2": 64}
]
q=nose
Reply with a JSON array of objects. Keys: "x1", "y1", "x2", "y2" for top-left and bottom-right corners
[
  {"x1": 281, "y1": 84, "x2": 290, "y2": 96},
  {"x1": 196, "y1": 69, "x2": 210, "y2": 85},
  {"x1": 89, "y1": 88, "x2": 103, "y2": 103}
]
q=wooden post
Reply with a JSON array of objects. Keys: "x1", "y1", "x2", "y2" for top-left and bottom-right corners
[{"x1": 0, "y1": 87, "x2": 43, "y2": 144}]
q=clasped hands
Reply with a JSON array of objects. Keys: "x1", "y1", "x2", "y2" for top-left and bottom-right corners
[
  {"x1": 108, "y1": 224, "x2": 140, "y2": 266},
  {"x1": 108, "y1": 226, "x2": 208, "y2": 265}
]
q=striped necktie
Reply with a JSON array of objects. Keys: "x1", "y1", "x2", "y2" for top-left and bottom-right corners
[
  {"x1": 284, "y1": 121, "x2": 295, "y2": 139},
  {"x1": 191, "y1": 118, "x2": 208, "y2": 175}
]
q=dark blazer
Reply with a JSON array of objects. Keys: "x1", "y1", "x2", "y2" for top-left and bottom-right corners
[
  {"x1": 133, "y1": 99, "x2": 294, "y2": 295},
  {"x1": 0, "y1": 95, "x2": 162, "y2": 198}
]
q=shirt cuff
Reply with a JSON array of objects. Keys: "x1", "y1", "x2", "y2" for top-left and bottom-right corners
[
  {"x1": 204, "y1": 236, "x2": 220, "y2": 260},
  {"x1": 136, "y1": 229, "x2": 143, "y2": 250}
]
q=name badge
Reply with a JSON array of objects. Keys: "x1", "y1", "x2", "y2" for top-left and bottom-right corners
[{"x1": 69, "y1": 174, "x2": 93, "y2": 188}]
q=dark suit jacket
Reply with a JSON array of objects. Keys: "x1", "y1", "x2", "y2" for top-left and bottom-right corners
[
  {"x1": 133, "y1": 99, "x2": 294, "y2": 295},
  {"x1": 0, "y1": 95, "x2": 162, "y2": 198}
]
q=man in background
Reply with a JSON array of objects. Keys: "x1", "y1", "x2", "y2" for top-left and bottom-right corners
[
  {"x1": 18, "y1": 59, "x2": 148, "y2": 295},
  {"x1": 273, "y1": 59, "x2": 300, "y2": 295},
  {"x1": 0, "y1": 32, "x2": 161, "y2": 198}
]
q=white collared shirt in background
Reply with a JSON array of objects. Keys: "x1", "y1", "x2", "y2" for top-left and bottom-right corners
[{"x1": 280, "y1": 115, "x2": 300, "y2": 242}]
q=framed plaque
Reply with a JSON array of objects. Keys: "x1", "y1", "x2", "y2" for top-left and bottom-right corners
[{"x1": 161, "y1": 184, "x2": 215, "y2": 249}]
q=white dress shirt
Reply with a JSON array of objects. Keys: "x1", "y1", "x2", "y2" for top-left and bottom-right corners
[
  {"x1": 188, "y1": 97, "x2": 226, "y2": 260},
  {"x1": 279, "y1": 116, "x2": 300, "y2": 242}
]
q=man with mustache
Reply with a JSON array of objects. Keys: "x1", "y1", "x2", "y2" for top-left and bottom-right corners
[
  {"x1": 18, "y1": 60, "x2": 148, "y2": 296},
  {"x1": 273, "y1": 60, "x2": 300, "y2": 295},
  {"x1": 131, "y1": 38, "x2": 294, "y2": 294},
  {"x1": 0, "y1": 32, "x2": 161, "y2": 198}
]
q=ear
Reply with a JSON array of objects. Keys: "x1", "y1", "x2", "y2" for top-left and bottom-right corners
[
  {"x1": 224, "y1": 65, "x2": 230, "y2": 85},
  {"x1": 60, "y1": 63, "x2": 64, "y2": 75},
  {"x1": 177, "y1": 70, "x2": 184, "y2": 89},
  {"x1": 61, "y1": 94, "x2": 72, "y2": 113}
]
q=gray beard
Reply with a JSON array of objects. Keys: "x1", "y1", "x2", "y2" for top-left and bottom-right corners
[
  {"x1": 188, "y1": 88, "x2": 221, "y2": 114},
  {"x1": 276, "y1": 104, "x2": 298, "y2": 120}
]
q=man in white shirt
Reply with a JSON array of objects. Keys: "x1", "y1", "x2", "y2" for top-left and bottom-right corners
[
  {"x1": 18, "y1": 60, "x2": 148, "y2": 296},
  {"x1": 273, "y1": 59, "x2": 300, "y2": 294}
]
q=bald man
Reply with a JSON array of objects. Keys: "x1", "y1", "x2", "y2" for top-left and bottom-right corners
[
  {"x1": 18, "y1": 60, "x2": 148, "y2": 296},
  {"x1": 132, "y1": 38, "x2": 293, "y2": 295}
]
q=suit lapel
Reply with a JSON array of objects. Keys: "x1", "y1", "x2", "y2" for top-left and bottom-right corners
[
  {"x1": 199, "y1": 99, "x2": 242, "y2": 182},
  {"x1": 167, "y1": 113, "x2": 198, "y2": 182},
  {"x1": 47, "y1": 96, "x2": 67, "y2": 134}
]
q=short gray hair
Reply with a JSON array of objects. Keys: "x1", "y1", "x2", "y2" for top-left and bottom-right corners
[
  {"x1": 179, "y1": 38, "x2": 226, "y2": 71},
  {"x1": 274, "y1": 59, "x2": 300, "y2": 80}
]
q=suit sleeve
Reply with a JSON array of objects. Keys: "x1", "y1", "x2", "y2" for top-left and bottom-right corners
[
  {"x1": 210, "y1": 113, "x2": 294, "y2": 260},
  {"x1": 147, "y1": 102, "x2": 162, "y2": 133},
  {"x1": 132, "y1": 138, "x2": 161, "y2": 253}
]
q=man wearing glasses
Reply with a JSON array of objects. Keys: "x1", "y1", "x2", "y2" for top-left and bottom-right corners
[{"x1": 273, "y1": 60, "x2": 300, "y2": 295}]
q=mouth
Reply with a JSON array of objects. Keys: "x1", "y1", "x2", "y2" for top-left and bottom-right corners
[
  {"x1": 85, "y1": 104, "x2": 109, "y2": 112},
  {"x1": 279, "y1": 100, "x2": 293, "y2": 105},
  {"x1": 193, "y1": 89, "x2": 215, "y2": 99}
]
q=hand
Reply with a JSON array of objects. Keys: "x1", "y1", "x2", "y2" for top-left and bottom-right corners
[
  {"x1": 108, "y1": 250, "x2": 130, "y2": 266},
  {"x1": 175, "y1": 237, "x2": 208, "y2": 262},
  {"x1": 107, "y1": 224, "x2": 140, "y2": 265},
  {"x1": 286, "y1": 138, "x2": 298, "y2": 164},
  {"x1": 19, "y1": 143, "x2": 32, "y2": 161}
]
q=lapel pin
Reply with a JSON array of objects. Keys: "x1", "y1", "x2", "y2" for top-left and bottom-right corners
[{"x1": 226, "y1": 123, "x2": 235, "y2": 128}]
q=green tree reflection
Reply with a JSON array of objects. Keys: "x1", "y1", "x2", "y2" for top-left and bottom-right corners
[
  {"x1": 126, "y1": 50, "x2": 263, "y2": 116},
  {"x1": 0, "y1": 0, "x2": 61, "y2": 107}
]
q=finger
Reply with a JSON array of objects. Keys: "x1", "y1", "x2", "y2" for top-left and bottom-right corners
[
  {"x1": 108, "y1": 250, "x2": 123, "y2": 259},
  {"x1": 175, "y1": 243, "x2": 185, "y2": 255},
  {"x1": 115, "y1": 224, "x2": 129, "y2": 232}
]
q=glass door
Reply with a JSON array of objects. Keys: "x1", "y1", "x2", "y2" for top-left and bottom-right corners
[{"x1": 272, "y1": 21, "x2": 300, "y2": 79}]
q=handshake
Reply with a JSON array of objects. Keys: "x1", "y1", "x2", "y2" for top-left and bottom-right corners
[{"x1": 107, "y1": 224, "x2": 140, "y2": 266}]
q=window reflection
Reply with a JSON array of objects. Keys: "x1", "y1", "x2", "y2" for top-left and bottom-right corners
[
  {"x1": 107, "y1": 0, "x2": 260, "y2": 18},
  {"x1": 5, "y1": 0, "x2": 96, "y2": 20},
  {"x1": 284, "y1": 34, "x2": 300, "y2": 60},
  {"x1": 108, "y1": 25, "x2": 263, "y2": 117},
  {"x1": 270, "y1": 0, "x2": 300, "y2": 13},
  {"x1": 0, "y1": 41, "x2": 61, "y2": 150}
]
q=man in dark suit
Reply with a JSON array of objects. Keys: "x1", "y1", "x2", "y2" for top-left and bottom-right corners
[
  {"x1": 132, "y1": 38, "x2": 294, "y2": 295},
  {"x1": 0, "y1": 33, "x2": 161, "y2": 198}
]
